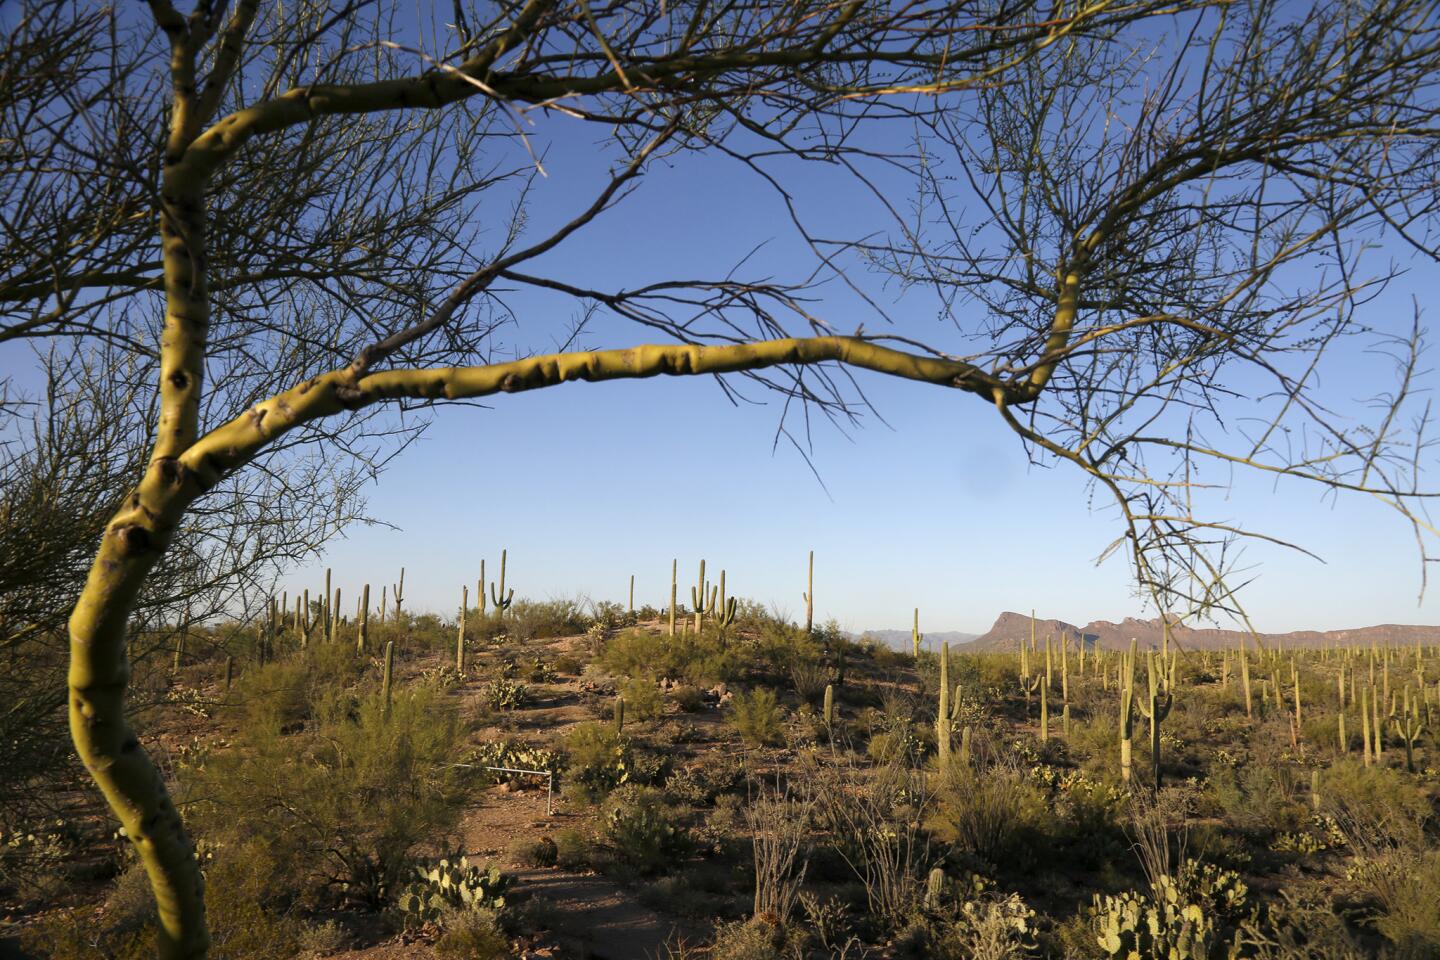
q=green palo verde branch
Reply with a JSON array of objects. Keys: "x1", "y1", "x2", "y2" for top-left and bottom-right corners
[{"x1": 66, "y1": 336, "x2": 1000, "y2": 957}]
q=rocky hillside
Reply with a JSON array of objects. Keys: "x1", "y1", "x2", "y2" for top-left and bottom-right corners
[{"x1": 970, "y1": 611, "x2": 1440, "y2": 651}]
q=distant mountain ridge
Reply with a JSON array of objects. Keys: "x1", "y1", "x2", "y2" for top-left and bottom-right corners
[{"x1": 969, "y1": 611, "x2": 1439, "y2": 652}]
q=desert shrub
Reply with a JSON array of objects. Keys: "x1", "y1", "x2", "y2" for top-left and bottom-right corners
[
  {"x1": 669, "y1": 684, "x2": 707, "y2": 712},
  {"x1": 602, "y1": 628, "x2": 741, "y2": 685},
  {"x1": 1207, "y1": 762, "x2": 1309, "y2": 837},
  {"x1": 620, "y1": 677, "x2": 666, "y2": 721},
  {"x1": 602, "y1": 785, "x2": 688, "y2": 874},
  {"x1": 506, "y1": 597, "x2": 590, "y2": 641},
  {"x1": 182, "y1": 681, "x2": 463, "y2": 910},
  {"x1": 1321, "y1": 760, "x2": 1432, "y2": 845},
  {"x1": 563, "y1": 720, "x2": 630, "y2": 802},
  {"x1": 433, "y1": 907, "x2": 511, "y2": 959},
  {"x1": 511, "y1": 834, "x2": 559, "y2": 867},
  {"x1": 928, "y1": 764, "x2": 1047, "y2": 866},
  {"x1": 728, "y1": 687, "x2": 786, "y2": 747},
  {"x1": 928, "y1": 889, "x2": 1039, "y2": 960},
  {"x1": 234, "y1": 642, "x2": 365, "y2": 731},
  {"x1": 708, "y1": 919, "x2": 799, "y2": 960},
  {"x1": 552, "y1": 652, "x2": 583, "y2": 675},
  {"x1": 755, "y1": 623, "x2": 822, "y2": 680},
  {"x1": 667, "y1": 755, "x2": 744, "y2": 806},
  {"x1": 554, "y1": 828, "x2": 595, "y2": 870},
  {"x1": 1341, "y1": 838, "x2": 1440, "y2": 953}
]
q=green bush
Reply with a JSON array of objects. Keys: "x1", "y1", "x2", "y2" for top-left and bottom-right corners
[
  {"x1": 563, "y1": 721, "x2": 630, "y2": 802},
  {"x1": 234, "y1": 642, "x2": 365, "y2": 732},
  {"x1": 927, "y1": 764, "x2": 1047, "y2": 866},
  {"x1": 602, "y1": 785, "x2": 688, "y2": 875},
  {"x1": 620, "y1": 677, "x2": 666, "y2": 721},
  {"x1": 601, "y1": 628, "x2": 740, "y2": 686},
  {"x1": 183, "y1": 679, "x2": 463, "y2": 910},
  {"x1": 727, "y1": 687, "x2": 786, "y2": 747}
]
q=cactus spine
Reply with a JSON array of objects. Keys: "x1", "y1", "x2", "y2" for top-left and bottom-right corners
[
  {"x1": 937, "y1": 642, "x2": 952, "y2": 769},
  {"x1": 489, "y1": 549, "x2": 514, "y2": 618}
]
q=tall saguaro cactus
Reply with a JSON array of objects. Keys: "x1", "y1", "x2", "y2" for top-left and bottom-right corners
[
  {"x1": 456, "y1": 586, "x2": 467, "y2": 673},
  {"x1": 937, "y1": 642, "x2": 952, "y2": 770},
  {"x1": 489, "y1": 549, "x2": 514, "y2": 618},
  {"x1": 1139, "y1": 651, "x2": 1174, "y2": 790},
  {"x1": 357, "y1": 584, "x2": 370, "y2": 654},
  {"x1": 668, "y1": 559, "x2": 678, "y2": 638},
  {"x1": 392, "y1": 567, "x2": 406, "y2": 621},
  {"x1": 803, "y1": 550, "x2": 814, "y2": 634},
  {"x1": 912, "y1": 608, "x2": 923, "y2": 659},
  {"x1": 691, "y1": 558, "x2": 717, "y2": 631}
]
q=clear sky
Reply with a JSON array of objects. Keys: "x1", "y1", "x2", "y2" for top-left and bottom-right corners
[
  {"x1": 5, "y1": 8, "x2": 1435, "y2": 636},
  {"x1": 276, "y1": 111, "x2": 1439, "y2": 637}
]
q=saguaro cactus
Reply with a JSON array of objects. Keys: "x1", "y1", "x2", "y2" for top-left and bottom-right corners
[
  {"x1": 1139, "y1": 651, "x2": 1173, "y2": 790},
  {"x1": 1040, "y1": 682, "x2": 1049, "y2": 742},
  {"x1": 667, "y1": 559, "x2": 678, "y2": 637},
  {"x1": 823, "y1": 684, "x2": 834, "y2": 726},
  {"x1": 1119, "y1": 679, "x2": 1135, "y2": 784},
  {"x1": 456, "y1": 586, "x2": 467, "y2": 673},
  {"x1": 691, "y1": 558, "x2": 717, "y2": 631},
  {"x1": 628, "y1": 574, "x2": 635, "y2": 616},
  {"x1": 803, "y1": 550, "x2": 814, "y2": 634},
  {"x1": 614, "y1": 695, "x2": 625, "y2": 733},
  {"x1": 912, "y1": 608, "x2": 923, "y2": 658},
  {"x1": 712, "y1": 569, "x2": 738, "y2": 628},
  {"x1": 489, "y1": 549, "x2": 514, "y2": 618},
  {"x1": 1392, "y1": 686, "x2": 1426, "y2": 773},
  {"x1": 937, "y1": 642, "x2": 952, "y2": 769},
  {"x1": 357, "y1": 584, "x2": 370, "y2": 654},
  {"x1": 392, "y1": 566, "x2": 406, "y2": 620}
]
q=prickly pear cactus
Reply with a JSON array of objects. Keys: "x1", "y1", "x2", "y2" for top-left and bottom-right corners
[
  {"x1": 1091, "y1": 860, "x2": 1248, "y2": 960},
  {"x1": 396, "y1": 855, "x2": 510, "y2": 926}
]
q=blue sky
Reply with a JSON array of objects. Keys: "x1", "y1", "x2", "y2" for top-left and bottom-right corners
[
  {"x1": 277, "y1": 111, "x2": 1440, "y2": 636},
  {"x1": 4, "y1": 6, "x2": 1435, "y2": 636}
]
